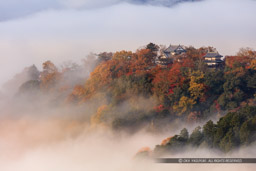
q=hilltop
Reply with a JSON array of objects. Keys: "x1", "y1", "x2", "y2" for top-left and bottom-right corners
[{"x1": 9, "y1": 43, "x2": 256, "y2": 134}]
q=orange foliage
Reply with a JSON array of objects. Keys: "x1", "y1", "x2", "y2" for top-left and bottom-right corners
[
  {"x1": 152, "y1": 69, "x2": 170, "y2": 96},
  {"x1": 69, "y1": 48, "x2": 197, "y2": 104},
  {"x1": 137, "y1": 146, "x2": 152, "y2": 153},
  {"x1": 112, "y1": 50, "x2": 132, "y2": 61},
  {"x1": 66, "y1": 85, "x2": 86, "y2": 103},
  {"x1": 130, "y1": 49, "x2": 153, "y2": 75},
  {"x1": 161, "y1": 137, "x2": 173, "y2": 146},
  {"x1": 72, "y1": 49, "x2": 156, "y2": 102},
  {"x1": 90, "y1": 51, "x2": 132, "y2": 83},
  {"x1": 40, "y1": 61, "x2": 61, "y2": 90},
  {"x1": 134, "y1": 146, "x2": 152, "y2": 158},
  {"x1": 225, "y1": 56, "x2": 251, "y2": 68},
  {"x1": 91, "y1": 105, "x2": 109, "y2": 125}
]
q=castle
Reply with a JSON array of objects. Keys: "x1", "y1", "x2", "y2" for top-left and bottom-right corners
[{"x1": 155, "y1": 44, "x2": 224, "y2": 68}]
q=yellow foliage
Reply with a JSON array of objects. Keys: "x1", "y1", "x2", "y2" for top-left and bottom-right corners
[
  {"x1": 190, "y1": 70, "x2": 204, "y2": 83},
  {"x1": 249, "y1": 59, "x2": 256, "y2": 70},
  {"x1": 173, "y1": 96, "x2": 196, "y2": 115},
  {"x1": 189, "y1": 70, "x2": 205, "y2": 101}
]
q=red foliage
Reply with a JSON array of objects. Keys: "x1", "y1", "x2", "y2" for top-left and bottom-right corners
[
  {"x1": 130, "y1": 49, "x2": 153, "y2": 75},
  {"x1": 152, "y1": 58, "x2": 195, "y2": 99},
  {"x1": 214, "y1": 100, "x2": 221, "y2": 112},
  {"x1": 154, "y1": 104, "x2": 165, "y2": 112},
  {"x1": 168, "y1": 88, "x2": 174, "y2": 95},
  {"x1": 168, "y1": 59, "x2": 194, "y2": 87},
  {"x1": 152, "y1": 69, "x2": 170, "y2": 97}
]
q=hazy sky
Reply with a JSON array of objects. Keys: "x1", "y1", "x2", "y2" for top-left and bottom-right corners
[
  {"x1": 0, "y1": 0, "x2": 201, "y2": 21},
  {"x1": 0, "y1": 0, "x2": 256, "y2": 88}
]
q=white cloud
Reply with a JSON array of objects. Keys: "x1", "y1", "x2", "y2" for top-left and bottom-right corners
[
  {"x1": 59, "y1": 0, "x2": 121, "y2": 8},
  {"x1": 0, "y1": 0, "x2": 202, "y2": 21},
  {"x1": 0, "y1": 0, "x2": 256, "y2": 88}
]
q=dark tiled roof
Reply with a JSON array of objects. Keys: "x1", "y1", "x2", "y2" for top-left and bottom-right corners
[
  {"x1": 204, "y1": 52, "x2": 223, "y2": 58},
  {"x1": 164, "y1": 44, "x2": 186, "y2": 53},
  {"x1": 163, "y1": 52, "x2": 171, "y2": 58},
  {"x1": 205, "y1": 60, "x2": 223, "y2": 63},
  {"x1": 165, "y1": 45, "x2": 178, "y2": 52}
]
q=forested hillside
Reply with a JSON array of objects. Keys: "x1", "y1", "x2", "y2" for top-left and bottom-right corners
[
  {"x1": 16, "y1": 44, "x2": 256, "y2": 134},
  {"x1": 155, "y1": 105, "x2": 256, "y2": 154}
]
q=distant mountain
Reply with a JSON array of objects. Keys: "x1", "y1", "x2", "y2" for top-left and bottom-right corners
[
  {"x1": 129, "y1": 0, "x2": 203, "y2": 7},
  {"x1": 0, "y1": 0, "x2": 203, "y2": 22}
]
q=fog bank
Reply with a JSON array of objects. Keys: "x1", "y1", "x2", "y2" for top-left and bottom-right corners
[{"x1": 1, "y1": 0, "x2": 256, "y2": 87}]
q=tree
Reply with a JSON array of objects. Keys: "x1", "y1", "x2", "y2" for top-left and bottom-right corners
[
  {"x1": 225, "y1": 56, "x2": 251, "y2": 68},
  {"x1": 27, "y1": 64, "x2": 40, "y2": 80},
  {"x1": 165, "y1": 135, "x2": 188, "y2": 152},
  {"x1": 17, "y1": 80, "x2": 40, "y2": 99},
  {"x1": 42, "y1": 60, "x2": 58, "y2": 73},
  {"x1": 185, "y1": 46, "x2": 208, "y2": 60},
  {"x1": 167, "y1": 59, "x2": 194, "y2": 95},
  {"x1": 40, "y1": 61, "x2": 60, "y2": 90},
  {"x1": 97, "y1": 52, "x2": 113, "y2": 62},
  {"x1": 3, "y1": 65, "x2": 40, "y2": 95},
  {"x1": 91, "y1": 105, "x2": 109, "y2": 126},
  {"x1": 247, "y1": 76, "x2": 256, "y2": 94},
  {"x1": 237, "y1": 47, "x2": 256, "y2": 58},
  {"x1": 217, "y1": 63, "x2": 249, "y2": 109},
  {"x1": 188, "y1": 70, "x2": 206, "y2": 102},
  {"x1": 130, "y1": 49, "x2": 153, "y2": 74},
  {"x1": 146, "y1": 43, "x2": 159, "y2": 64},
  {"x1": 249, "y1": 59, "x2": 256, "y2": 70},
  {"x1": 204, "y1": 70, "x2": 224, "y2": 95},
  {"x1": 112, "y1": 50, "x2": 132, "y2": 61},
  {"x1": 152, "y1": 68, "x2": 170, "y2": 100},
  {"x1": 219, "y1": 129, "x2": 237, "y2": 152},
  {"x1": 67, "y1": 85, "x2": 86, "y2": 103},
  {"x1": 203, "y1": 120, "x2": 216, "y2": 147},
  {"x1": 239, "y1": 117, "x2": 256, "y2": 144},
  {"x1": 180, "y1": 128, "x2": 189, "y2": 140},
  {"x1": 146, "y1": 42, "x2": 159, "y2": 52},
  {"x1": 189, "y1": 126, "x2": 204, "y2": 146},
  {"x1": 173, "y1": 96, "x2": 196, "y2": 115}
]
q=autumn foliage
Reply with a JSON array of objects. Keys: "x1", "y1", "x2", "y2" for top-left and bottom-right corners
[
  {"x1": 65, "y1": 45, "x2": 256, "y2": 129},
  {"x1": 17, "y1": 43, "x2": 256, "y2": 131}
]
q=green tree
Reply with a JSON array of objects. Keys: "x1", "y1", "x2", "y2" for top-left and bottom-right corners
[
  {"x1": 240, "y1": 116, "x2": 256, "y2": 144},
  {"x1": 146, "y1": 42, "x2": 159, "y2": 52},
  {"x1": 180, "y1": 128, "x2": 189, "y2": 140},
  {"x1": 189, "y1": 126, "x2": 204, "y2": 146},
  {"x1": 203, "y1": 120, "x2": 216, "y2": 147}
]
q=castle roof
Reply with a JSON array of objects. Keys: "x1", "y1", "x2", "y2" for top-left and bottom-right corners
[
  {"x1": 204, "y1": 52, "x2": 223, "y2": 58},
  {"x1": 164, "y1": 44, "x2": 186, "y2": 53}
]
